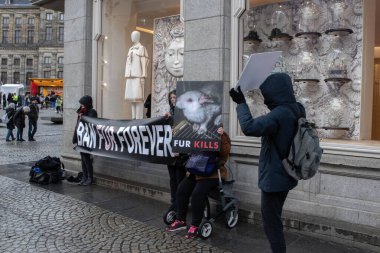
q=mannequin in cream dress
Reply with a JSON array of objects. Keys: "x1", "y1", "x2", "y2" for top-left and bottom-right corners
[{"x1": 125, "y1": 31, "x2": 149, "y2": 119}]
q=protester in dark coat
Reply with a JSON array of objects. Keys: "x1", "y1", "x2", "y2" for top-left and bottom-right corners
[
  {"x1": 166, "y1": 128, "x2": 231, "y2": 239},
  {"x1": 28, "y1": 97, "x2": 39, "y2": 141},
  {"x1": 72, "y1": 95, "x2": 98, "y2": 186},
  {"x1": 5, "y1": 103, "x2": 16, "y2": 142},
  {"x1": 230, "y1": 73, "x2": 306, "y2": 253},
  {"x1": 13, "y1": 106, "x2": 30, "y2": 141},
  {"x1": 144, "y1": 93, "x2": 151, "y2": 118},
  {"x1": 164, "y1": 90, "x2": 187, "y2": 212}
]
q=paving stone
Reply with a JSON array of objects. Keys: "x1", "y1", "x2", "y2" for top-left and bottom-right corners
[
  {"x1": 0, "y1": 108, "x2": 377, "y2": 253},
  {"x1": 0, "y1": 176, "x2": 229, "y2": 252}
]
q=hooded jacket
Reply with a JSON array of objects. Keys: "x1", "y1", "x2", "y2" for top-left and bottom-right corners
[
  {"x1": 236, "y1": 73, "x2": 306, "y2": 192},
  {"x1": 72, "y1": 95, "x2": 98, "y2": 144}
]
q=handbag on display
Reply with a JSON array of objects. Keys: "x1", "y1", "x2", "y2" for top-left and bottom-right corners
[{"x1": 185, "y1": 153, "x2": 218, "y2": 177}]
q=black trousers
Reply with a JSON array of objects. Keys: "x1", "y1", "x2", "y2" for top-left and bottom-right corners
[
  {"x1": 261, "y1": 190, "x2": 289, "y2": 253},
  {"x1": 176, "y1": 175, "x2": 218, "y2": 227},
  {"x1": 167, "y1": 163, "x2": 186, "y2": 210},
  {"x1": 80, "y1": 152, "x2": 93, "y2": 180},
  {"x1": 28, "y1": 120, "x2": 37, "y2": 140}
]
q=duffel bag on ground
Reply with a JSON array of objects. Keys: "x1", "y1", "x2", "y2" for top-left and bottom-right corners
[{"x1": 29, "y1": 156, "x2": 65, "y2": 185}]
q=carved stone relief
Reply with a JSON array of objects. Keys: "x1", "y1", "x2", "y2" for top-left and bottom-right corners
[
  {"x1": 151, "y1": 15, "x2": 184, "y2": 117},
  {"x1": 242, "y1": 0, "x2": 363, "y2": 139}
]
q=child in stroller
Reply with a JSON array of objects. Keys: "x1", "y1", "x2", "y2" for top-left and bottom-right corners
[{"x1": 165, "y1": 128, "x2": 239, "y2": 239}]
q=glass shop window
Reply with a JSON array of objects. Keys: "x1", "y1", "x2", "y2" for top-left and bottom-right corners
[
  {"x1": 98, "y1": 0, "x2": 183, "y2": 119},
  {"x1": 239, "y1": 0, "x2": 366, "y2": 141}
]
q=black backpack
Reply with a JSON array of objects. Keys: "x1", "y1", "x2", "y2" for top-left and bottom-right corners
[{"x1": 29, "y1": 156, "x2": 65, "y2": 185}]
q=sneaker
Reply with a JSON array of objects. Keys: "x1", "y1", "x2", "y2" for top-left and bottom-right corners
[
  {"x1": 5, "y1": 139, "x2": 11, "y2": 142},
  {"x1": 81, "y1": 178, "x2": 93, "y2": 186},
  {"x1": 78, "y1": 177, "x2": 87, "y2": 186},
  {"x1": 185, "y1": 225, "x2": 198, "y2": 239},
  {"x1": 166, "y1": 220, "x2": 187, "y2": 232}
]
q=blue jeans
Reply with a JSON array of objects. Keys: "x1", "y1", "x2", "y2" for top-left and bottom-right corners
[
  {"x1": 28, "y1": 120, "x2": 37, "y2": 140},
  {"x1": 6, "y1": 129, "x2": 14, "y2": 141},
  {"x1": 16, "y1": 127, "x2": 24, "y2": 140}
]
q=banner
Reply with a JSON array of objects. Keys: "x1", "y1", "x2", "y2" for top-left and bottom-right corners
[
  {"x1": 74, "y1": 116, "x2": 176, "y2": 165},
  {"x1": 172, "y1": 81, "x2": 223, "y2": 153}
]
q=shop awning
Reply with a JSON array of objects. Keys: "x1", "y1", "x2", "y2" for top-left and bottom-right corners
[{"x1": 30, "y1": 78, "x2": 63, "y2": 87}]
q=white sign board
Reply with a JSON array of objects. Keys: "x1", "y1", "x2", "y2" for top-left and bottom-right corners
[{"x1": 237, "y1": 51, "x2": 282, "y2": 92}]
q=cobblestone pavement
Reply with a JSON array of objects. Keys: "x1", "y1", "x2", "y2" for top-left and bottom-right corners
[
  {"x1": 0, "y1": 108, "x2": 63, "y2": 164},
  {"x1": 0, "y1": 176, "x2": 229, "y2": 253},
  {"x1": 0, "y1": 109, "x2": 230, "y2": 253},
  {"x1": 0, "y1": 108, "x2": 377, "y2": 253}
]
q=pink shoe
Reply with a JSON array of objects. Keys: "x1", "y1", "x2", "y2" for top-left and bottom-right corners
[
  {"x1": 185, "y1": 225, "x2": 198, "y2": 239},
  {"x1": 166, "y1": 220, "x2": 187, "y2": 232}
]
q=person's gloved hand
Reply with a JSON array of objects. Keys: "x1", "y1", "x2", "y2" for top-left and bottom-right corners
[{"x1": 229, "y1": 86, "x2": 246, "y2": 104}]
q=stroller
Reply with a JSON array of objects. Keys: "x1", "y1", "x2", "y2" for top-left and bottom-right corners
[{"x1": 163, "y1": 167, "x2": 239, "y2": 239}]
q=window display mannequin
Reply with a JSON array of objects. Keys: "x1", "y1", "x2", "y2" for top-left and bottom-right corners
[{"x1": 125, "y1": 31, "x2": 149, "y2": 119}]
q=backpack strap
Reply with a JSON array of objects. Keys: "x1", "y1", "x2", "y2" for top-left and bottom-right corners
[{"x1": 271, "y1": 104, "x2": 300, "y2": 160}]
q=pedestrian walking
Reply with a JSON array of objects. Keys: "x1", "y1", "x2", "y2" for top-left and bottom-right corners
[
  {"x1": 2, "y1": 93, "x2": 6, "y2": 109},
  {"x1": 5, "y1": 103, "x2": 16, "y2": 142},
  {"x1": 72, "y1": 95, "x2": 98, "y2": 186},
  {"x1": 229, "y1": 73, "x2": 306, "y2": 253},
  {"x1": 7, "y1": 93, "x2": 12, "y2": 106},
  {"x1": 55, "y1": 96, "x2": 62, "y2": 113},
  {"x1": 13, "y1": 106, "x2": 30, "y2": 141},
  {"x1": 28, "y1": 97, "x2": 39, "y2": 141}
]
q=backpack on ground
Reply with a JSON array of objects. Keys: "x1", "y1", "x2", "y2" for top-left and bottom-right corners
[
  {"x1": 29, "y1": 156, "x2": 65, "y2": 185},
  {"x1": 1, "y1": 112, "x2": 9, "y2": 124},
  {"x1": 281, "y1": 117, "x2": 323, "y2": 180}
]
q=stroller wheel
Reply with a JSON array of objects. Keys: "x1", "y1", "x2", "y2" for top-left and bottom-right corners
[
  {"x1": 198, "y1": 220, "x2": 213, "y2": 239},
  {"x1": 163, "y1": 209, "x2": 176, "y2": 225},
  {"x1": 224, "y1": 206, "x2": 239, "y2": 228}
]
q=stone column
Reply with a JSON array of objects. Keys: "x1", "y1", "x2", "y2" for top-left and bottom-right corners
[
  {"x1": 62, "y1": 0, "x2": 93, "y2": 170},
  {"x1": 183, "y1": 0, "x2": 231, "y2": 132}
]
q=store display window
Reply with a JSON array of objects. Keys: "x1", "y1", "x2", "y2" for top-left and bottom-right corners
[
  {"x1": 237, "y1": 0, "x2": 364, "y2": 140},
  {"x1": 95, "y1": 0, "x2": 182, "y2": 119}
]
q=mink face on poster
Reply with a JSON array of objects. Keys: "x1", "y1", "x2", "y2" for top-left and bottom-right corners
[{"x1": 172, "y1": 81, "x2": 223, "y2": 153}]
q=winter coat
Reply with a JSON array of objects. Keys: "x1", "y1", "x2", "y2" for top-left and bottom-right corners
[
  {"x1": 191, "y1": 132, "x2": 231, "y2": 181},
  {"x1": 72, "y1": 95, "x2": 98, "y2": 144},
  {"x1": 29, "y1": 103, "x2": 39, "y2": 122},
  {"x1": 235, "y1": 73, "x2": 306, "y2": 192},
  {"x1": 5, "y1": 107, "x2": 15, "y2": 129},
  {"x1": 13, "y1": 108, "x2": 26, "y2": 129}
]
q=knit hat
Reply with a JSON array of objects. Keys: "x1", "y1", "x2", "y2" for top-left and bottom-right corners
[{"x1": 79, "y1": 95, "x2": 93, "y2": 110}]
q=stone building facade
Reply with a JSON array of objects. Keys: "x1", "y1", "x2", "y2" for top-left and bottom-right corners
[
  {"x1": 0, "y1": 0, "x2": 63, "y2": 91},
  {"x1": 31, "y1": 0, "x2": 380, "y2": 250}
]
